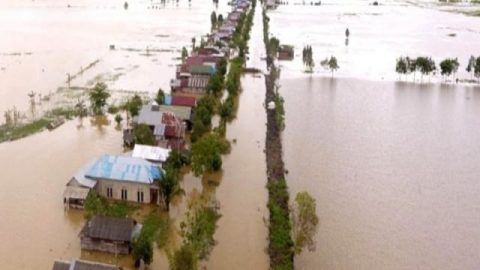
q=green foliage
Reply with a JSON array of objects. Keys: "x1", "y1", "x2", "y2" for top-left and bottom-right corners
[
  {"x1": 321, "y1": 56, "x2": 339, "y2": 76},
  {"x1": 169, "y1": 244, "x2": 198, "y2": 270},
  {"x1": 132, "y1": 235, "x2": 153, "y2": 265},
  {"x1": 415, "y1": 56, "x2": 436, "y2": 79},
  {"x1": 107, "y1": 104, "x2": 120, "y2": 114},
  {"x1": 217, "y1": 14, "x2": 224, "y2": 26},
  {"x1": 156, "y1": 88, "x2": 166, "y2": 105},
  {"x1": 269, "y1": 37, "x2": 280, "y2": 58},
  {"x1": 181, "y1": 47, "x2": 188, "y2": 61},
  {"x1": 302, "y1": 46, "x2": 314, "y2": 72},
  {"x1": 134, "y1": 123, "x2": 156, "y2": 146},
  {"x1": 219, "y1": 97, "x2": 235, "y2": 122},
  {"x1": 114, "y1": 114, "x2": 123, "y2": 125},
  {"x1": 190, "y1": 133, "x2": 227, "y2": 176},
  {"x1": 0, "y1": 118, "x2": 50, "y2": 143},
  {"x1": 475, "y1": 57, "x2": 480, "y2": 80},
  {"x1": 84, "y1": 190, "x2": 135, "y2": 219},
  {"x1": 396, "y1": 57, "x2": 408, "y2": 77},
  {"x1": 218, "y1": 58, "x2": 228, "y2": 77},
  {"x1": 125, "y1": 94, "x2": 143, "y2": 117},
  {"x1": 274, "y1": 94, "x2": 285, "y2": 130},
  {"x1": 159, "y1": 166, "x2": 183, "y2": 211},
  {"x1": 207, "y1": 73, "x2": 224, "y2": 96},
  {"x1": 210, "y1": 11, "x2": 217, "y2": 29},
  {"x1": 180, "y1": 204, "x2": 221, "y2": 259},
  {"x1": 291, "y1": 192, "x2": 319, "y2": 254},
  {"x1": 89, "y1": 82, "x2": 110, "y2": 115},
  {"x1": 268, "y1": 179, "x2": 294, "y2": 270},
  {"x1": 191, "y1": 96, "x2": 215, "y2": 141},
  {"x1": 439, "y1": 58, "x2": 460, "y2": 79}
]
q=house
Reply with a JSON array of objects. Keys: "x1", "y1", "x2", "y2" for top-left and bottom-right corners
[
  {"x1": 278, "y1": 45, "x2": 294, "y2": 60},
  {"x1": 133, "y1": 102, "x2": 186, "y2": 148},
  {"x1": 160, "y1": 95, "x2": 196, "y2": 126},
  {"x1": 165, "y1": 95, "x2": 197, "y2": 108},
  {"x1": 132, "y1": 144, "x2": 171, "y2": 164},
  {"x1": 79, "y1": 216, "x2": 142, "y2": 254},
  {"x1": 64, "y1": 155, "x2": 163, "y2": 207},
  {"x1": 266, "y1": 0, "x2": 276, "y2": 9},
  {"x1": 52, "y1": 259, "x2": 121, "y2": 270}
]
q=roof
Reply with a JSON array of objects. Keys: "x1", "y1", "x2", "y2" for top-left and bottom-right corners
[
  {"x1": 52, "y1": 260, "x2": 121, "y2": 270},
  {"x1": 85, "y1": 155, "x2": 162, "y2": 184},
  {"x1": 164, "y1": 95, "x2": 197, "y2": 107},
  {"x1": 80, "y1": 216, "x2": 137, "y2": 242},
  {"x1": 189, "y1": 65, "x2": 216, "y2": 75},
  {"x1": 69, "y1": 159, "x2": 99, "y2": 189},
  {"x1": 188, "y1": 75, "x2": 210, "y2": 89},
  {"x1": 159, "y1": 105, "x2": 192, "y2": 121},
  {"x1": 132, "y1": 144, "x2": 171, "y2": 163},
  {"x1": 63, "y1": 186, "x2": 90, "y2": 200},
  {"x1": 135, "y1": 103, "x2": 164, "y2": 127}
]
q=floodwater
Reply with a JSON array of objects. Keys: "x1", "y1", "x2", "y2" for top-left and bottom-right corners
[
  {"x1": 268, "y1": 1, "x2": 480, "y2": 269},
  {"x1": 0, "y1": 0, "x2": 230, "y2": 118}
]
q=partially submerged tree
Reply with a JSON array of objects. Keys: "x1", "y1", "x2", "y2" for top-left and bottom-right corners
[
  {"x1": 156, "y1": 88, "x2": 165, "y2": 105},
  {"x1": 134, "y1": 123, "x2": 155, "y2": 146},
  {"x1": 291, "y1": 192, "x2": 319, "y2": 254},
  {"x1": 159, "y1": 165, "x2": 183, "y2": 211},
  {"x1": 210, "y1": 11, "x2": 217, "y2": 29},
  {"x1": 217, "y1": 14, "x2": 224, "y2": 26},
  {"x1": 466, "y1": 55, "x2": 476, "y2": 80},
  {"x1": 132, "y1": 235, "x2": 153, "y2": 266},
  {"x1": 415, "y1": 56, "x2": 436, "y2": 82},
  {"x1": 395, "y1": 57, "x2": 408, "y2": 80},
  {"x1": 181, "y1": 47, "x2": 188, "y2": 61},
  {"x1": 475, "y1": 57, "x2": 480, "y2": 82},
  {"x1": 190, "y1": 133, "x2": 227, "y2": 176},
  {"x1": 114, "y1": 114, "x2": 123, "y2": 125},
  {"x1": 125, "y1": 94, "x2": 143, "y2": 118},
  {"x1": 169, "y1": 244, "x2": 198, "y2": 270},
  {"x1": 89, "y1": 82, "x2": 110, "y2": 115},
  {"x1": 321, "y1": 56, "x2": 339, "y2": 77},
  {"x1": 302, "y1": 46, "x2": 314, "y2": 73},
  {"x1": 439, "y1": 58, "x2": 459, "y2": 82}
]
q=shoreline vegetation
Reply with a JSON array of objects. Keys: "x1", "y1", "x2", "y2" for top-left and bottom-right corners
[{"x1": 262, "y1": 5, "x2": 295, "y2": 269}]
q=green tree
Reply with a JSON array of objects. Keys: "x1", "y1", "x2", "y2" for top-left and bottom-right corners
[
  {"x1": 217, "y1": 14, "x2": 224, "y2": 26},
  {"x1": 159, "y1": 166, "x2": 183, "y2": 211},
  {"x1": 125, "y1": 94, "x2": 143, "y2": 117},
  {"x1": 302, "y1": 46, "x2": 314, "y2": 73},
  {"x1": 407, "y1": 57, "x2": 417, "y2": 81},
  {"x1": 395, "y1": 57, "x2": 408, "y2": 80},
  {"x1": 89, "y1": 82, "x2": 110, "y2": 115},
  {"x1": 415, "y1": 56, "x2": 436, "y2": 82},
  {"x1": 217, "y1": 58, "x2": 228, "y2": 76},
  {"x1": 181, "y1": 47, "x2": 188, "y2": 61},
  {"x1": 134, "y1": 123, "x2": 156, "y2": 145},
  {"x1": 132, "y1": 236, "x2": 153, "y2": 266},
  {"x1": 474, "y1": 57, "x2": 480, "y2": 82},
  {"x1": 269, "y1": 37, "x2": 280, "y2": 58},
  {"x1": 114, "y1": 114, "x2": 123, "y2": 125},
  {"x1": 466, "y1": 55, "x2": 476, "y2": 80},
  {"x1": 169, "y1": 244, "x2": 198, "y2": 270},
  {"x1": 206, "y1": 73, "x2": 224, "y2": 96},
  {"x1": 190, "y1": 133, "x2": 226, "y2": 176},
  {"x1": 439, "y1": 58, "x2": 459, "y2": 81},
  {"x1": 191, "y1": 37, "x2": 196, "y2": 50},
  {"x1": 328, "y1": 56, "x2": 339, "y2": 77},
  {"x1": 291, "y1": 192, "x2": 319, "y2": 254},
  {"x1": 156, "y1": 88, "x2": 165, "y2": 105},
  {"x1": 219, "y1": 97, "x2": 235, "y2": 122},
  {"x1": 210, "y1": 11, "x2": 217, "y2": 29}
]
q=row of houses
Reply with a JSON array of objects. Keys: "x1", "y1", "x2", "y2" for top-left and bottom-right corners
[{"x1": 170, "y1": 0, "x2": 251, "y2": 95}]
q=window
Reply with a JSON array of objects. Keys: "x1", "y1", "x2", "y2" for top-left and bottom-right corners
[
  {"x1": 106, "y1": 187, "x2": 113, "y2": 198},
  {"x1": 137, "y1": 191, "x2": 144, "y2": 203},
  {"x1": 121, "y1": 188, "x2": 128, "y2": 200}
]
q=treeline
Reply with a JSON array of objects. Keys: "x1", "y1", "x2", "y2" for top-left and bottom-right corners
[{"x1": 396, "y1": 55, "x2": 480, "y2": 82}]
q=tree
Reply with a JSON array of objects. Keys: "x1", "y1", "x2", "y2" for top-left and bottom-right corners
[
  {"x1": 291, "y1": 192, "x2": 319, "y2": 254},
  {"x1": 395, "y1": 57, "x2": 408, "y2": 80},
  {"x1": 190, "y1": 133, "x2": 227, "y2": 176},
  {"x1": 134, "y1": 123, "x2": 155, "y2": 145},
  {"x1": 217, "y1": 14, "x2": 224, "y2": 26},
  {"x1": 475, "y1": 57, "x2": 480, "y2": 82},
  {"x1": 114, "y1": 114, "x2": 123, "y2": 125},
  {"x1": 181, "y1": 47, "x2": 188, "y2": 61},
  {"x1": 191, "y1": 37, "x2": 196, "y2": 50},
  {"x1": 206, "y1": 74, "x2": 224, "y2": 96},
  {"x1": 156, "y1": 88, "x2": 165, "y2": 105},
  {"x1": 219, "y1": 97, "x2": 234, "y2": 122},
  {"x1": 302, "y1": 46, "x2": 314, "y2": 73},
  {"x1": 132, "y1": 236, "x2": 153, "y2": 266},
  {"x1": 415, "y1": 56, "x2": 435, "y2": 82},
  {"x1": 169, "y1": 244, "x2": 198, "y2": 270},
  {"x1": 345, "y1": 28, "x2": 350, "y2": 38},
  {"x1": 125, "y1": 94, "x2": 143, "y2": 117},
  {"x1": 407, "y1": 57, "x2": 417, "y2": 81},
  {"x1": 210, "y1": 11, "x2": 217, "y2": 29},
  {"x1": 89, "y1": 82, "x2": 110, "y2": 115},
  {"x1": 439, "y1": 58, "x2": 459, "y2": 82},
  {"x1": 159, "y1": 166, "x2": 183, "y2": 211},
  {"x1": 74, "y1": 98, "x2": 88, "y2": 118},
  {"x1": 269, "y1": 37, "x2": 280, "y2": 58},
  {"x1": 466, "y1": 55, "x2": 476, "y2": 80},
  {"x1": 327, "y1": 56, "x2": 339, "y2": 77}
]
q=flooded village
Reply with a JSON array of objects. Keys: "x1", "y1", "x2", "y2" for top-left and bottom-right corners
[{"x1": 1, "y1": 0, "x2": 480, "y2": 270}]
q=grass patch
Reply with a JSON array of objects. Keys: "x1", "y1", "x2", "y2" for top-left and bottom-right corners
[{"x1": 0, "y1": 118, "x2": 51, "y2": 143}]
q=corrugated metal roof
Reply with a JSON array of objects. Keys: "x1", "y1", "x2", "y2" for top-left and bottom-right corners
[
  {"x1": 85, "y1": 155, "x2": 162, "y2": 184},
  {"x1": 80, "y1": 216, "x2": 136, "y2": 242},
  {"x1": 132, "y1": 144, "x2": 171, "y2": 163},
  {"x1": 159, "y1": 105, "x2": 192, "y2": 121}
]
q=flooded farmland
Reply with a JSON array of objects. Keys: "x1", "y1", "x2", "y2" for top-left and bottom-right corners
[{"x1": 268, "y1": 0, "x2": 480, "y2": 269}]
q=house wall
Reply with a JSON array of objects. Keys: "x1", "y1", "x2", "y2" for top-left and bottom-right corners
[
  {"x1": 95, "y1": 179, "x2": 157, "y2": 204},
  {"x1": 80, "y1": 237, "x2": 130, "y2": 254}
]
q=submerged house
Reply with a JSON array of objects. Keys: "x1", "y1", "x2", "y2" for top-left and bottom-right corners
[
  {"x1": 52, "y1": 259, "x2": 121, "y2": 270},
  {"x1": 160, "y1": 95, "x2": 197, "y2": 128},
  {"x1": 64, "y1": 155, "x2": 163, "y2": 208},
  {"x1": 278, "y1": 45, "x2": 294, "y2": 60},
  {"x1": 79, "y1": 215, "x2": 142, "y2": 254},
  {"x1": 171, "y1": 55, "x2": 219, "y2": 95},
  {"x1": 133, "y1": 102, "x2": 186, "y2": 149}
]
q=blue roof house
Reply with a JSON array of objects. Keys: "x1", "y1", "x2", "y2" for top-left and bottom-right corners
[{"x1": 64, "y1": 155, "x2": 164, "y2": 208}]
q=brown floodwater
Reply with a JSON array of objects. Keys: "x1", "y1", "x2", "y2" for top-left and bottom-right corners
[{"x1": 280, "y1": 77, "x2": 480, "y2": 270}]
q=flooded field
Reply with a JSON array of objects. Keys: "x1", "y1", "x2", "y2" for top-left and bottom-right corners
[
  {"x1": 0, "y1": 0, "x2": 230, "y2": 119},
  {"x1": 269, "y1": 1, "x2": 480, "y2": 269}
]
